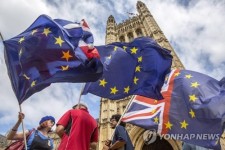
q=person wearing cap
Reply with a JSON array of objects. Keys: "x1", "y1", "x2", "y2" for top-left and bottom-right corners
[
  {"x1": 56, "y1": 102, "x2": 98, "y2": 150},
  {"x1": 103, "y1": 114, "x2": 134, "y2": 150},
  {"x1": 6, "y1": 112, "x2": 55, "y2": 150}
]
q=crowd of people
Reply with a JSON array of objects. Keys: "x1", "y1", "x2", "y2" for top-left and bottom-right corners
[
  {"x1": 7, "y1": 103, "x2": 210, "y2": 150},
  {"x1": 6, "y1": 103, "x2": 133, "y2": 150}
]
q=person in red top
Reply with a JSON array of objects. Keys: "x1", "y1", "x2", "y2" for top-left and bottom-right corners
[{"x1": 56, "y1": 103, "x2": 98, "y2": 150}]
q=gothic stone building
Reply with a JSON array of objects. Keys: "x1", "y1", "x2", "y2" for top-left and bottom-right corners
[{"x1": 98, "y1": 1, "x2": 225, "y2": 150}]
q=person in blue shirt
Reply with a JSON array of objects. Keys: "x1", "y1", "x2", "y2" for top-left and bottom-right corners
[
  {"x1": 6, "y1": 112, "x2": 55, "y2": 150},
  {"x1": 103, "y1": 114, "x2": 134, "y2": 150}
]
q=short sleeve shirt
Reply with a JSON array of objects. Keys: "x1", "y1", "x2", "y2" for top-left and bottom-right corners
[
  {"x1": 112, "y1": 125, "x2": 134, "y2": 150},
  {"x1": 57, "y1": 108, "x2": 98, "y2": 150}
]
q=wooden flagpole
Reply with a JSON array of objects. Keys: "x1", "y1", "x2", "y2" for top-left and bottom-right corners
[
  {"x1": 0, "y1": 32, "x2": 27, "y2": 150},
  {"x1": 19, "y1": 105, "x2": 28, "y2": 150},
  {"x1": 109, "y1": 95, "x2": 135, "y2": 141},
  {"x1": 77, "y1": 83, "x2": 85, "y2": 108}
]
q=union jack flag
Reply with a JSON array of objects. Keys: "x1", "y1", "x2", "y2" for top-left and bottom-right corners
[
  {"x1": 122, "y1": 69, "x2": 175, "y2": 134},
  {"x1": 122, "y1": 69, "x2": 225, "y2": 149}
]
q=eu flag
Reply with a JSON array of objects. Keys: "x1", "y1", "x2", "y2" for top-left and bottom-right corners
[
  {"x1": 82, "y1": 37, "x2": 173, "y2": 100},
  {"x1": 3, "y1": 15, "x2": 103, "y2": 104},
  {"x1": 122, "y1": 69, "x2": 225, "y2": 149}
]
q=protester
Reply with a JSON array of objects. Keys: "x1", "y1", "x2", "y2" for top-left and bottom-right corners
[
  {"x1": 6, "y1": 112, "x2": 55, "y2": 150},
  {"x1": 103, "y1": 114, "x2": 134, "y2": 150},
  {"x1": 56, "y1": 103, "x2": 98, "y2": 150}
]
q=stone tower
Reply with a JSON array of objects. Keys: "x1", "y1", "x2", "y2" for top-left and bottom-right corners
[{"x1": 99, "y1": 1, "x2": 185, "y2": 150}]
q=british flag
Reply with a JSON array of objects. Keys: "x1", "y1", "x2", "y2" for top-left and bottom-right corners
[
  {"x1": 122, "y1": 69, "x2": 175, "y2": 134},
  {"x1": 122, "y1": 69, "x2": 225, "y2": 149}
]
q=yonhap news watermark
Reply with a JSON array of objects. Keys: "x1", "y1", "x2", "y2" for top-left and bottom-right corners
[{"x1": 143, "y1": 129, "x2": 220, "y2": 145}]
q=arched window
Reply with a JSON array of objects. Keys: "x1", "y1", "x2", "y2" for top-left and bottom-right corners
[
  {"x1": 127, "y1": 32, "x2": 134, "y2": 42},
  {"x1": 136, "y1": 28, "x2": 143, "y2": 37},
  {"x1": 119, "y1": 36, "x2": 125, "y2": 42}
]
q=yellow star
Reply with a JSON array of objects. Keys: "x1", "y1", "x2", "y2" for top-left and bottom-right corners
[
  {"x1": 133, "y1": 76, "x2": 139, "y2": 84},
  {"x1": 189, "y1": 109, "x2": 195, "y2": 118},
  {"x1": 110, "y1": 86, "x2": 118, "y2": 94},
  {"x1": 43, "y1": 28, "x2": 51, "y2": 36},
  {"x1": 130, "y1": 47, "x2": 138, "y2": 54},
  {"x1": 215, "y1": 139, "x2": 219, "y2": 145},
  {"x1": 31, "y1": 29, "x2": 38, "y2": 35},
  {"x1": 31, "y1": 80, "x2": 36, "y2": 87},
  {"x1": 55, "y1": 36, "x2": 65, "y2": 47},
  {"x1": 99, "y1": 79, "x2": 107, "y2": 87},
  {"x1": 189, "y1": 94, "x2": 198, "y2": 102},
  {"x1": 18, "y1": 37, "x2": 25, "y2": 44},
  {"x1": 174, "y1": 72, "x2": 180, "y2": 77},
  {"x1": 135, "y1": 66, "x2": 141, "y2": 72},
  {"x1": 180, "y1": 120, "x2": 189, "y2": 129},
  {"x1": 185, "y1": 74, "x2": 193, "y2": 79},
  {"x1": 124, "y1": 86, "x2": 130, "y2": 93},
  {"x1": 154, "y1": 117, "x2": 159, "y2": 124},
  {"x1": 61, "y1": 65, "x2": 69, "y2": 71},
  {"x1": 114, "y1": 46, "x2": 118, "y2": 51},
  {"x1": 154, "y1": 100, "x2": 158, "y2": 103},
  {"x1": 138, "y1": 56, "x2": 142, "y2": 62},
  {"x1": 61, "y1": 51, "x2": 73, "y2": 61},
  {"x1": 165, "y1": 121, "x2": 173, "y2": 130},
  {"x1": 123, "y1": 46, "x2": 127, "y2": 51},
  {"x1": 151, "y1": 109, "x2": 156, "y2": 113},
  {"x1": 23, "y1": 74, "x2": 30, "y2": 80},
  {"x1": 191, "y1": 82, "x2": 200, "y2": 88}
]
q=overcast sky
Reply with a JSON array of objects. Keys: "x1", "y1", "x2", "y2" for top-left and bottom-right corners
[{"x1": 0, "y1": 0, "x2": 225, "y2": 135}]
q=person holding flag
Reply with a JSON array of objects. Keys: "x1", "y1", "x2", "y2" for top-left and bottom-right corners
[
  {"x1": 6, "y1": 112, "x2": 55, "y2": 150},
  {"x1": 103, "y1": 114, "x2": 134, "y2": 150}
]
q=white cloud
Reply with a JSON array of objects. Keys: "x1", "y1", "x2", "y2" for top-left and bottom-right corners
[
  {"x1": 0, "y1": 0, "x2": 50, "y2": 39},
  {"x1": 144, "y1": 0, "x2": 225, "y2": 79}
]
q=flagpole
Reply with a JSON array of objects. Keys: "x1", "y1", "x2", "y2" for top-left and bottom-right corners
[
  {"x1": 109, "y1": 95, "x2": 135, "y2": 141},
  {"x1": 77, "y1": 83, "x2": 85, "y2": 108},
  {"x1": 0, "y1": 32, "x2": 28, "y2": 150},
  {"x1": 0, "y1": 32, "x2": 4, "y2": 43},
  {"x1": 19, "y1": 105, "x2": 28, "y2": 150}
]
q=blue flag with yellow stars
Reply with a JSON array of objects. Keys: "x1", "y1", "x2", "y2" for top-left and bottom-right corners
[
  {"x1": 82, "y1": 37, "x2": 173, "y2": 100},
  {"x1": 122, "y1": 69, "x2": 225, "y2": 149},
  {"x1": 3, "y1": 14, "x2": 103, "y2": 104}
]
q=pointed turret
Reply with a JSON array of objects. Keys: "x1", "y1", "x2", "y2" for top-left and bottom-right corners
[
  {"x1": 105, "y1": 15, "x2": 117, "y2": 44},
  {"x1": 137, "y1": 1, "x2": 150, "y2": 15}
]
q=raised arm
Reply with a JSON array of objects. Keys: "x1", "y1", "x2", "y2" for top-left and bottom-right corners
[{"x1": 6, "y1": 112, "x2": 29, "y2": 140}]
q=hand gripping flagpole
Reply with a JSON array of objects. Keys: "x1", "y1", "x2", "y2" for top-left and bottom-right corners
[
  {"x1": 109, "y1": 95, "x2": 135, "y2": 142},
  {"x1": 19, "y1": 105, "x2": 28, "y2": 150},
  {"x1": 0, "y1": 32, "x2": 27, "y2": 150}
]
